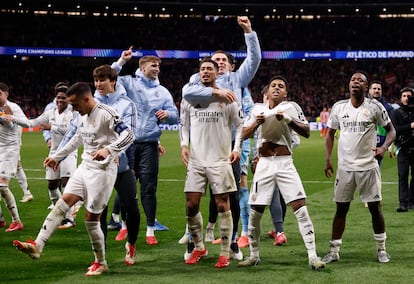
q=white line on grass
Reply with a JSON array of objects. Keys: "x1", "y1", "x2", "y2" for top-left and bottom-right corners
[{"x1": 22, "y1": 169, "x2": 398, "y2": 184}]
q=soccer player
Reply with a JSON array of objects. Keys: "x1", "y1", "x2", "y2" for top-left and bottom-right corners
[
  {"x1": 93, "y1": 64, "x2": 141, "y2": 265},
  {"x1": 238, "y1": 75, "x2": 325, "y2": 270},
  {"x1": 9, "y1": 82, "x2": 78, "y2": 228},
  {"x1": 252, "y1": 85, "x2": 291, "y2": 247},
  {"x1": 0, "y1": 82, "x2": 25, "y2": 232},
  {"x1": 182, "y1": 16, "x2": 261, "y2": 259},
  {"x1": 323, "y1": 71, "x2": 396, "y2": 264},
  {"x1": 13, "y1": 82, "x2": 135, "y2": 276},
  {"x1": 2, "y1": 105, "x2": 34, "y2": 203},
  {"x1": 111, "y1": 50, "x2": 179, "y2": 245},
  {"x1": 180, "y1": 58, "x2": 244, "y2": 268}
]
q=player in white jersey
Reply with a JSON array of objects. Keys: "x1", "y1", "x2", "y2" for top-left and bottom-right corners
[
  {"x1": 0, "y1": 82, "x2": 24, "y2": 232},
  {"x1": 180, "y1": 58, "x2": 243, "y2": 268},
  {"x1": 238, "y1": 75, "x2": 325, "y2": 270},
  {"x1": 0, "y1": 104, "x2": 34, "y2": 203},
  {"x1": 322, "y1": 71, "x2": 396, "y2": 264},
  {"x1": 10, "y1": 82, "x2": 78, "y2": 228},
  {"x1": 13, "y1": 82, "x2": 135, "y2": 276}
]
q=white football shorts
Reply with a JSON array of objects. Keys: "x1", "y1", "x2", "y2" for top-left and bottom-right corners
[
  {"x1": 333, "y1": 167, "x2": 382, "y2": 203},
  {"x1": 63, "y1": 161, "x2": 117, "y2": 214},
  {"x1": 0, "y1": 146, "x2": 19, "y2": 179},
  {"x1": 184, "y1": 161, "x2": 237, "y2": 195},
  {"x1": 249, "y1": 155, "x2": 307, "y2": 205}
]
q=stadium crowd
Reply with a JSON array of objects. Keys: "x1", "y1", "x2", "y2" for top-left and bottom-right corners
[{"x1": 1, "y1": 13, "x2": 414, "y2": 121}]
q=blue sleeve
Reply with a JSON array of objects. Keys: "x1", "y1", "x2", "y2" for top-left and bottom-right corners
[
  {"x1": 182, "y1": 76, "x2": 215, "y2": 105},
  {"x1": 162, "y1": 90, "x2": 179, "y2": 124},
  {"x1": 242, "y1": 88, "x2": 254, "y2": 116},
  {"x1": 57, "y1": 113, "x2": 79, "y2": 151}
]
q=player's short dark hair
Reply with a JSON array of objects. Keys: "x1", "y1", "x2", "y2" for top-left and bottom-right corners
[
  {"x1": 54, "y1": 82, "x2": 70, "y2": 95},
  {"x1": 352, "y1": 70, "x2": 369, "y2": 82},
  {"x1": 268, "y1": 75, "x2": 289, "y2": 90},
  {"x1": 0, "y1": 82, "x2": 9, "y2": 93},
  {"x1": 67, "y1": 82, "x2": 92, "y2": 98},
  {"x1": 199, "y1": 57, "x2": 219, "y2": 71}
]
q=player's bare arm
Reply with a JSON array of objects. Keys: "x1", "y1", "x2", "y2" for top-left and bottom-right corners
[
  {"x1": 242, "y1": 113, "x2": 264, "y2": 139},
  {"x1": 43, "y1": 156, "x2": 59, "y2": 171},
  {"x1": 373, "y1": 122, "x2": 396, "y2": 159},
  {"x1": 92, "y1": 147, "x2": 111, "y2": 161},
  {"x1": 324, "y1": 128, "x2": 336, "y2": 177},
  {"x1": 276, "y1": 112, "x2": 310, "y2": 138},
  {"x1": 229, "y1": 151, "x2": 240, "y2": 164},
  {"x1": 181, "y1": 145, "x2": 190, "y2": 167}
]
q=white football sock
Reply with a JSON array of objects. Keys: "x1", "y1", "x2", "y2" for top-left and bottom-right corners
[
  {"x1": 374, "y1": 232, "x2": 387, "y2": 251},
  {"x1": 187, "y1": 211, "x2": 204, "y2": 250},
  {"x1": 85, "y1": 220, "x2": 106, "y2": 265},
  {"x1": 294, "y1": 206, "x2": 317, "y2": 260},
  {"x1": 0, "y1": 185, "x2": 21, "y2": 222},
  {"x1": 218, "y1": 210, "x2": 233, "y2": 257},
  {"x1": 248, "y1": 209, "x2": 262, "y2": 258},
  {"x1": 36, "y1": 199, "x2": 69, "y2": 251},
  {"x1": 16, "y1": 166, "x2": 31, "y2": 196}
]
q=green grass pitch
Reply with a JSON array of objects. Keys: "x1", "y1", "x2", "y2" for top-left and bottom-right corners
[{"x1": 1, "y1": 131, "x2": 413, "y2": 284}]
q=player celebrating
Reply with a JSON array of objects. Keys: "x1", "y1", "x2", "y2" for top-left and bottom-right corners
[
  {"x1": 180, "y1": 58, "x2": 244, "y2": 268},
  {"x1": 13, "y1": 82, "x2": 135, "y2": 276},
  {"x1": 238, "y1": 75, "x2": 325, "y2": 270},
  {"x1": 323, "y1": 71, "x2": 395, "y2": 264},
  {"x1": 0, "y1": 82, "x2": 25, "y2": 232}
]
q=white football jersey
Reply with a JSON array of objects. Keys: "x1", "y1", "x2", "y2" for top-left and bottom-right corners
[
  {"x1": 180, "y1": 99, "x2": 243, "y2": 167},
  {"x1": 328, "y1": 97, "x2": 391, "y2": 170},
  {"x1": 53, "y1": 103, "x2": 135, "y2": 169},
  {"x1": 0, "y1": 101, "x2": 27, "y2": 148},
  {"x1": 26, "y1": 107, "x2": 75, "y2": 154},
  {"x1": 244, "y1": 101, "x2": 308, "y2": 153}
]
